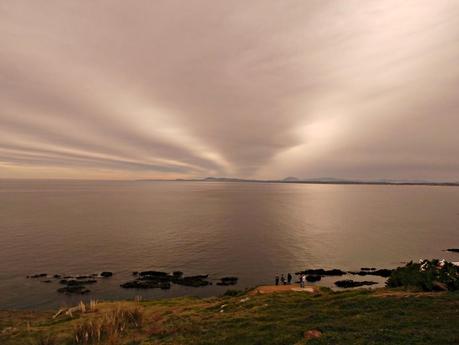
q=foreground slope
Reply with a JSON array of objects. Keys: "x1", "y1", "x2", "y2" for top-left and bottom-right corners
[{"x1": 1, "y1": 288, "x2": 459, "y2": 345}]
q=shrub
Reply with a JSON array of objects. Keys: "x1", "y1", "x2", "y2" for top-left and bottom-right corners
[{"x1": 387, "y1": 259, "x2": 459, "y2": 291}]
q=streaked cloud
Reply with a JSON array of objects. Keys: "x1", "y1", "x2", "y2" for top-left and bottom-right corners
[{"x1": 1, "y1": 0, "x2": 458, "y2": 180}]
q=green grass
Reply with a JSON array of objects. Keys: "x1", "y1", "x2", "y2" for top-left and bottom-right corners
[{"x1": 1, "y1": 288, "x2": 459, "y2": 345}]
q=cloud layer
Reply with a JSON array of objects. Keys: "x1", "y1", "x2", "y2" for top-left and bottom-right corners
[{"x1": 1, "y1": 0, "x2": 459, "y2": 180}]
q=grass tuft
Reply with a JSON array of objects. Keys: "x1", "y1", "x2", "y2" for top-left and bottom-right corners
[{"x1": 72, "y1": 305, "x2": 144, "y2": 344}]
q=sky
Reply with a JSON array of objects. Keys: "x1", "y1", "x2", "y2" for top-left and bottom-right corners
[{"x1": 1, "y1": 1, "x2": 459, "y2": 181}]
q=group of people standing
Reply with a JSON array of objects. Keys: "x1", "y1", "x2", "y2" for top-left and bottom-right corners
[
  {"x1": 275, "y1": 273, "x2": 307, "y2": 288},
  {"x1": 275, "y1": 273, "x2": 292, "y2": 285}
]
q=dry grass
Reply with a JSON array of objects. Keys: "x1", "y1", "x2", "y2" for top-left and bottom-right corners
[{"x1": 72, "y1": 304, "x2": 143, "y2": 344}]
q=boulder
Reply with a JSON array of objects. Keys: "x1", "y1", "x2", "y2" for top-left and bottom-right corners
[
  {"x1": 447, "y1": 248, "x2": 459, "y2": 253},
  {"x1": 304, "y1": 329, "x2": 322, "y2": 339},
  {"x1": 100, "y1": 271, "x2": 113, "y2": 278}
]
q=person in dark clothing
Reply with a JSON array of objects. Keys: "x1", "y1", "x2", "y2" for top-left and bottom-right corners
[
  {"x1": 275, "y1": 275, "x2": 279, "y2": 286},
  {"x1": 287, "y1": 273, "x2": 292, "y2": 285},
  {"x1": 281, "y1": 274, "x2": 286, "y2": 285}
]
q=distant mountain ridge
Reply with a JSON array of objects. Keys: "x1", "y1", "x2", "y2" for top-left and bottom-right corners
[{"x1": 138, "y1": 176, "x2": 459, "y2": 186}]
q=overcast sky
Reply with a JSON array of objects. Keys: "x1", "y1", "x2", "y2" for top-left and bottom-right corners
[{"x1": 1, "y1": 1, "x2": 459, "y2": 180}]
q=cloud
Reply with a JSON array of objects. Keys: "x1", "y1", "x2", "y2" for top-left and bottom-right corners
[{"x1": 1, "y1": 0, "x2": 459, "y2": 180}]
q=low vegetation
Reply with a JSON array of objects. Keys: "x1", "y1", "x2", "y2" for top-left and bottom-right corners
[
  {"x1": 1, "y1": 287, "x2": 459, "y2": 345},
  {"x1": 387, "y1": 259, "x2": 459, "y2": 291}
]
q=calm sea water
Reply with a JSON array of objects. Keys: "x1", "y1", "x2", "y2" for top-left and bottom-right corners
[{"x1": 1, "y1": 180, "x2": 458, "y2": 309}]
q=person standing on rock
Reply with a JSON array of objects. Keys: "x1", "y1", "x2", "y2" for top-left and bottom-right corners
[
  {"x1": 300, "y1": 274, "x2": 306, "y2": 288},
  {"x1": 275, "y1": 274, "x2": 279, "y2": 286},
  {"x1": 287, "y1": 273, "x2": 292, "y2": 285}
]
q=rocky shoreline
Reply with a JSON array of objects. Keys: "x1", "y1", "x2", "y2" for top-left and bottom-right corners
[
  {"x1": 26, "y1": 266, "x2": 391, "y2": 296},
  {"x1": 27, "y1": 270, "x2": 239, "y2": 295},
  {"x1": 25, "y1": 252, "x2": 459, "y2": 296}
]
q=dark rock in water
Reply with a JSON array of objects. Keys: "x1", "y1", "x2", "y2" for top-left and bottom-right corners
[
  {"x1": 349, "y1": 269, "x2": 392, "y2": 278},
  {"x1": 63, "y1": 276, "x2": 73, "y2": 279},
  {"x1": 447, "y1": 248, "x2": 459, "y2": 253},
  {"x1": 100, "y1": 271, "x2": 113, "y2": 278},
  {"x1": 120, "y1": 280, "x2": 171, "y2": 289},
  {"x1": 132, "y1": 271, "x2": 138, "y2": 276},
  {"x1": 53, "y1": 274, "x2": 62, "y2": 279},
  {"x1": 361, "y1": 267, "x2": 376, "y2": 271},
  {"x1": 138, "y1": 275, "x2": 170, "y2": 283},
  {"x1": 174, "y1": 275, "x2": 210, "y2": 287},
  {"x1": 28, "y1": 273, "x2": 47, "y2": 278},
  {"x1": 306, "y1": 275, "x2": 321, "y2": 282},
  {"x1": 121, "y1": 271, "x2": 210, "y2": 289},
  {"x1": 296, "y1": 268, "x2": 346, "y2": 276},
  {"x1": 57, "y1": 285, "x2": 90, "y2": 294},
  {"x1": 76, "y1": 275, "x2": 90, "y2": 279},
  {"x1": 41, "y1": 280, "x2": 52, "y2": 283},
  {"x1": 325, "y1": 269, "x2": 347, "y2": 276},
  {"x1": 60, "y1": 279, "x2": 96, "y2": 285},
  {"x1": 139, "y1": 271, "x2": 168, "y2": 277},
  {"x1": 160, "y1": 281, "x2": 171, "y2": 289},
  {"x1": 334, "y1": 280, "x2": 378, "y2": 288},
  {"x1": 217, "y1": 277, "x2": 238, "y2": 286}
]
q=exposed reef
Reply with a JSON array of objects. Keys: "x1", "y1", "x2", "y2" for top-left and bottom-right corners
[
  {"x1": 26, "y1": 271, "x2": 114, "y2": 295},
  {"x1": 306, "y1": 275, "x2": 321, "y2": 282},
  {"x1": 216, "y1": 277, "x2": 238, "y2": 286},
  {"x1": 295, "y1": 269, "x2": 346, "y2": 276},
  {"x1": 121, "y1": 271, "x2": 214, "y2": 289},
  {"x1": 348, "y1": 268, "x2": 393, "y2": 277},
  {"x1": 334, "y1": 280, "x2": 378, "y2": 288}
]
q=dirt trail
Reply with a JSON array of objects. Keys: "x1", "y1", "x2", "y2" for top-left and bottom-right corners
[{"x1": 249, "y1": 285, "x2": 317, "y2": 295}]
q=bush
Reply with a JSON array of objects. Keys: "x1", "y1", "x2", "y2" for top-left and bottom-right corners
[{"x1": 387, "y1": 259, "x2": 459, "y2": 291}]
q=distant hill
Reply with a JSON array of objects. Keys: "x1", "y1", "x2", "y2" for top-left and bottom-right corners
[
  {"x1": 138, "y1": 176, "x2": 459, "y2": 187},
  {"x1": 282, "y1": 177, "x2": 300, "y2": 182}
]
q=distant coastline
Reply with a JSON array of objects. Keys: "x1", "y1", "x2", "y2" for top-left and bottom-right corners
[{"x1": 137, "y1": 176, "x2": 459, "y2": 187}]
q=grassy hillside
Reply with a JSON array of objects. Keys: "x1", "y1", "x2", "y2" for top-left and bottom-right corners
[{"x1": 1, "y1": 287, "x2": 459, "y2": 345}]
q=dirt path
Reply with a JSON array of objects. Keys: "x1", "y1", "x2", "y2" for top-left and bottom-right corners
[{"x1": 249, "y1": 284, "x2": 317, "y2": 295}]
